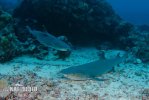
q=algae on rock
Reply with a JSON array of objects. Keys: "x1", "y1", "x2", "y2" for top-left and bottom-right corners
[{"x1": 0, "y1": 10, "x2": 12, "y2": 30}]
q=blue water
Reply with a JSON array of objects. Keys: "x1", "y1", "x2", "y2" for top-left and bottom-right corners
[
  {"x1": 0, "y1": 0, "x2": 22, "y2": 11},
  {"x1": 1, "y1": 0, "x2": 149, "y2": 25},
  {"x1": 106, "y1": 0, "x2": 149, "y2": 25}
]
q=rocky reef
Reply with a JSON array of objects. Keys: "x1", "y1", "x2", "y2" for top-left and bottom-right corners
[
  {"x1": 0, "y1": 10, "x2": 49, "y2": 62},
  {"x1": 0, "y1": 0, "x2": 148, "y2": 62},
  {"x1": 14, "y1": 0, "x2": 133, "y2": 45},
  {"x1": 0, "y1": 9, "x2": 12, "y2": 30},
  {"x1": 129, "y1": 29, "x2": 149, "y2": 62}
]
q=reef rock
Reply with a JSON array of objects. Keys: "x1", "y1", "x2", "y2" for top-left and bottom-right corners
[
  {"x1": 14, "y1": 0, "x2": 133, "y2": 45},
  {"x1": 0, "y1": 22, "x2": 49, "y2": 62},
  {"x1": 0, "y1": 9, "x2": 12, "y2": 30},
  {"x1": 128, "y1": 29, "x2": 149, "y2": 62}
]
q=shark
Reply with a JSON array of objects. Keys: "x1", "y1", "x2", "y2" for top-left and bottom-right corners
[
  {"x1": 26, "y1": 26, "x2": 71, "y2": 51},
  {"x1": 60, "y1": 54, "x2": 126, "y2": 81}
]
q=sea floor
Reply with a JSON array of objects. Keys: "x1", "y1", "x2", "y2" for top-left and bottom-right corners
[{"x1": 0, "y1": 47, "x2": 149, "y2": 100}]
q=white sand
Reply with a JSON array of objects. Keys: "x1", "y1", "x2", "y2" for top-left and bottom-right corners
[{"x1": 0, "y1": 47, "x2": 149, "y2": 100}]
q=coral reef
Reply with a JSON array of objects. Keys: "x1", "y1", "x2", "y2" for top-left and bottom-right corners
[
  {"x1": 0, "y1": 13, "x2": 71, "y2": 62},
  {"x1": 0, "y1": 0, "x2": 148, "y2": 63},
  {"x1": 0, "y1": 24, "x2": 22, "y2": 62},
  {"x1": 136, "y1": 47, "x2": 149, "y2": 62},
  {"x1": 14, "y1": 0, "x2": 132, "y2": 45},
  {"x1": 127, "y1": 28, "x2": 149, "y2": 62},
  {"x1": 0, "y1": 12, "x2": 48, "y2": 62},
  {"x1": 0, "y1": 9, "x2": 12, "y2": 30}
]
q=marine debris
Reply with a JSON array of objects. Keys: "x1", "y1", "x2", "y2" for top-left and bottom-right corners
[
  {"x1": 60, "y1": 53, "x2": 126, "y2": 81},
  {"x1": 26, "y1": 26, "x2": 71, "y2": 51}
]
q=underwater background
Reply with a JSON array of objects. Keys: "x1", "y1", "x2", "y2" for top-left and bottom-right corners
[
  {"x1": 107, "y1": 0, "x2": 149, "y2": 25},
  {"x1": 0, "y1": 0, "x2": 149, "y2": 99}
]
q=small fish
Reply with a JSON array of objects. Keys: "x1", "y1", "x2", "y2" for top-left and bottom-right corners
[
  {"x1": 60, "y1": 54, "x2": 126, "y2": 81},
  {"x1": 26, "y1": 26, "x2": 71, "y2": 51}
]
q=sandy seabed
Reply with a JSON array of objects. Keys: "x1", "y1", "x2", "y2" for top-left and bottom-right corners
[{"x1": 0, "y1": 47, "x2": 149, "y2": 100}]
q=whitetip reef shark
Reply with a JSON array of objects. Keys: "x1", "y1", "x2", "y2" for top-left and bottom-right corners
[
  {"x1": 60, "y1": 54, "x2": 126, "y2": 81},
  {"x1": 26, "y1": 26, "x2": 71, "y2": 51}
]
